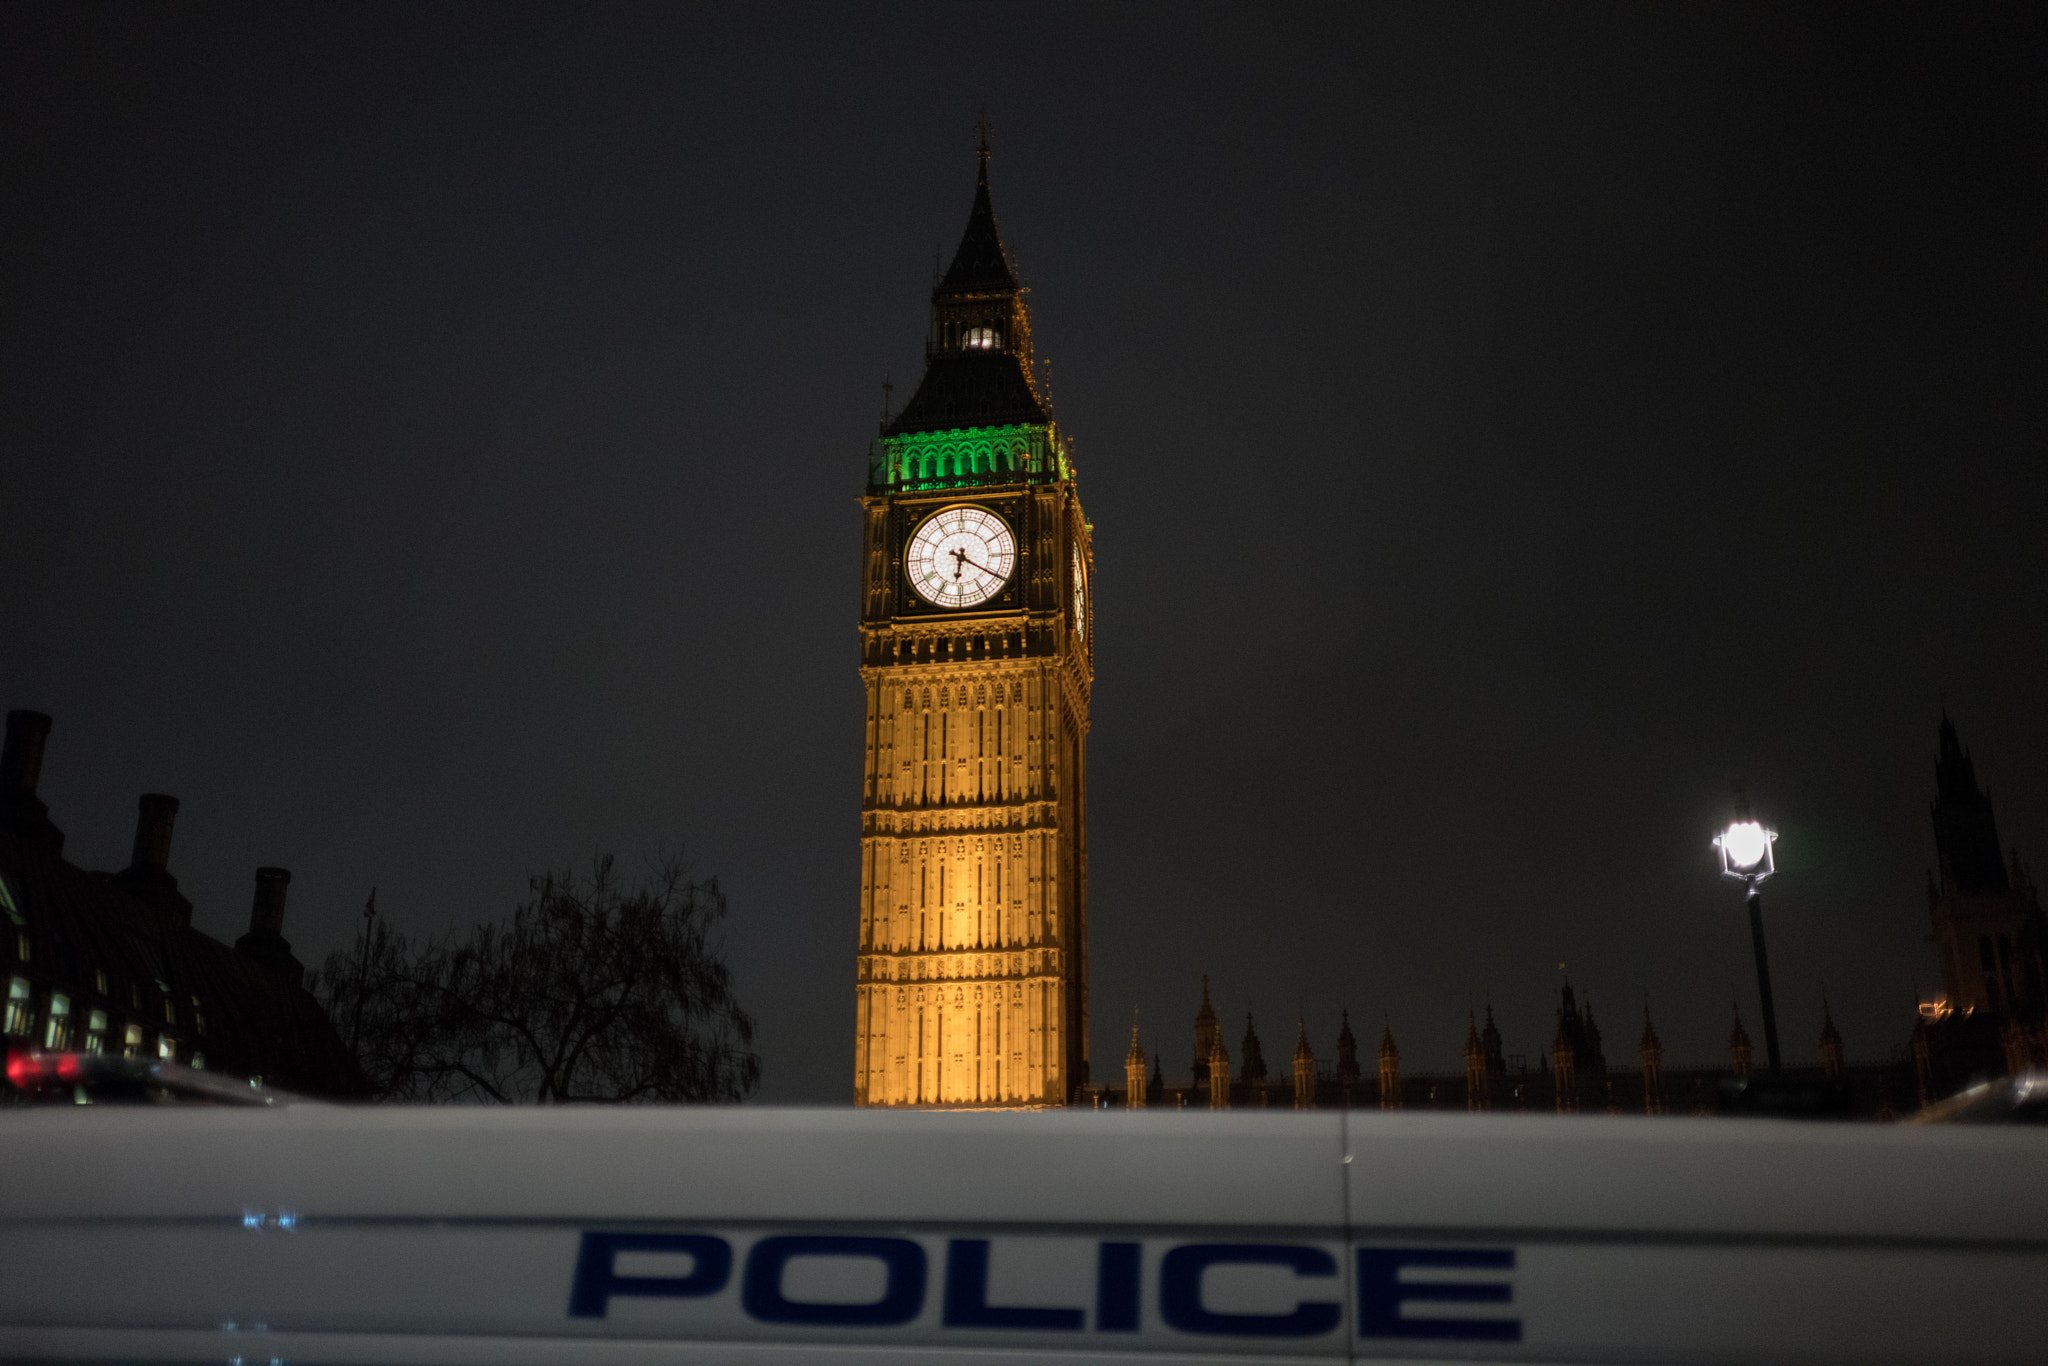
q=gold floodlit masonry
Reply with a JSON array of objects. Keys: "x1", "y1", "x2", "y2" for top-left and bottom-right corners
[{"x1": 853, "y1": 142, "x2": 1093, "y2": 1107}]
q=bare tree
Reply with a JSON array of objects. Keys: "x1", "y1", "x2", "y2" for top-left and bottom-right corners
[{"x1": 316, "y1": 855, "x2": 759, "y2": 1103}]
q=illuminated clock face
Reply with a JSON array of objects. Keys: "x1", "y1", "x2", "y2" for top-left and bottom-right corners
[
  {"x1": 907, "y1": 505, "x2": 1015, "y2": 608},
  {"x1": 1071, "y1": 544, "x2": 1086, "y2": 641}
]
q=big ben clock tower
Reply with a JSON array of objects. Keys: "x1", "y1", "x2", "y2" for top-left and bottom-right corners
[{"x1": 853, "y1": 139, "x2": 1093, "y2": 1107}]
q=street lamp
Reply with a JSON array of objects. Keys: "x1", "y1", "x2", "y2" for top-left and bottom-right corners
[{"x1": 1714, "y1": 798, "x2": 1782, "y2": 1074}]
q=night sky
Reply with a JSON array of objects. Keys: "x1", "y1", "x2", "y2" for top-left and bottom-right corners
[{"x1": 4, "y1": 6, "x2": 2044, "y2": 1102}]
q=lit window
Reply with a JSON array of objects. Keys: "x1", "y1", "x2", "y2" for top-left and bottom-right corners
[
  {"x1": 94, "y1": 969, "x2": 108, "y2": 996},
  {"x1": 15, "y1": 934, "x2": 28, "y2": 962},
  {"x1": 190, "y1": 1051, "x2": 206, "y2": 1071},
  {"x1": 964, "y1": 326, "x2": 997, "y2": 350},
  {"x1": 4, "y1": 978, "x2": 30, "y2": 1036},
  {"x1": 192, "y1": 995, "x2": 206, "y2": 1036},
  {"x1": 84, "y1": 1010, "x2": 108, "y2": 1054},
  {"x1": 158, "y1": 1035, "x2": 177, "y2": 1061},
  {"x1": 163, "y1": 997, "x2": 177, "y2": 1026},
  {"x1": 122, "y1": 1023, "x2": 144, "y2": 1059},
  {"x1": 44, "y1": 992, "x2": 72, "y2": 1050}
]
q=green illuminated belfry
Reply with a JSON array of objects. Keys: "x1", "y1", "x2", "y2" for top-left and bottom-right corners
[{"x1": 872, "y1": 139, "x2": 1071, "y2": 492}]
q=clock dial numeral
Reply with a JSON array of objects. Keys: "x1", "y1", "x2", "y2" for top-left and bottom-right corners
[{"x1": 906, "y1": 505, "x2": 1015, "y2": 609}]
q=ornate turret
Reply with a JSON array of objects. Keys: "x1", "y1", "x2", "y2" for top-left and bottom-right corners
[
  {"x1": 1191, "y1": 976, "x2": 1220, "y2": 1088},
  {"x1": 1730, "y1": 1001, "x2": 1755, "y2": 1079},
  {"x1": 1551, "y1": 994, "x2": 1578, "y2": 1114},
  {"x1": 1240, "y1": 1012, "x2": 1268, "y2": 1082},
  {"x1": 1292, "y1": 1018, "x2": 1317, "y2": 1109},
  {"x1": 1207, "y1": 1033, "x2": 1231, "y2": 1110},
  {"x1": 1124, "y1": 1026, "x2": 1146, "y2": 1109},
  {"x1": 1378, "y1": 1018, "x2": 1402, "y2": 1110},
  {"x1": 1818, "y1": 998, "x2": 1845, "y2": 1080},
  {"x1": 1463, "y1": 1011, "x2": 1489, "y2": 1112},
  {"x1": 1481, "y1": 1004, "x2": 1506, "y2": 1077},
  {"x1": 1932, "y1": 713, "x2": 2009, "y2": 895},
  {"x1": 872, "y1": 135, "x2": 1069, "y2": 492},
  {"x1": 1335, "y1": 1009, "x2": 1361, "y2": 1082},
  {"x1": 1922, "y1": 714, "x2": 2046, "y2": 1026},
  {"x1": 1581, "y1": 994, "x2": 1607, "y2": 1077}
]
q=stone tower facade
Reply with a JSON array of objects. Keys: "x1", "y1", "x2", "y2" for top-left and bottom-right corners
[
  {"x1": 1926, "y1": 715, "x2": 2045, "y2": 1019},
  {"x1": 852, "y1": 142, "x2": 1094, "y2": 1108}
]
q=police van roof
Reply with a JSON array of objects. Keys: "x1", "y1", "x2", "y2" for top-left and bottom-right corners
[{"x1": 3, "y1": 1105, "x2": 2043, "y2": 1247}]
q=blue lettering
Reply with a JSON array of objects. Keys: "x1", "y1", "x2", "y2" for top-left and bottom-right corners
[
  {"x1": 1357, "y1": 1247, "x2": 1520, "y2": 1342},
  {"x1": 1159, "y1": 1244, "x2": 1342, "y2": 1338},
  {"x1": 742, "y1": 1235, "x2": 926, "y2": 1327},
  {"x1": 1096, "y1": 1242, "x2": 1141, "y2": 1332},
  {"x1": 568, "y1": 1232, "x2": 731, "y2": 1318},
  {"x1": 942, "y1": 1240, "x2": 1084, "y2": 1330}
]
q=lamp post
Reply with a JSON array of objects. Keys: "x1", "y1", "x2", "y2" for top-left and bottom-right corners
[{"x1": 1714, "y1": 803, "x2": 1782, "y2": 1074}]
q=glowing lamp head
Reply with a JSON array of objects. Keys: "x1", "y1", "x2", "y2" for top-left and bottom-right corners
[
  {"x1": 1721, "y1": 821, "x2": 1769, "y2": 870},
  {"x1": 1714, "y1": 818, "x2": 1777, "y2": 882}
]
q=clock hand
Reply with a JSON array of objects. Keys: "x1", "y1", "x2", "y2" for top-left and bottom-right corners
[{"x1": 954, "y1": 551, "x2": 1002, "y2": 578}]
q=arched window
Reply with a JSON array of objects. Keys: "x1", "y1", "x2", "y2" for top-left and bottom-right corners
[{"x1": 964, "y1": 326, "x2": 997, "y2": 350}]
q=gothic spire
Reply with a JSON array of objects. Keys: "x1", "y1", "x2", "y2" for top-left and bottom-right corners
[
  {"x1": 936, "y1": 134, "x2": 1018, "y2": 295},
  {"x1": 1932, "y1": 712, "x2": 2009, "y2": 893},
  {"x1": 1335, "y1": 1008, "x2": 1361, "y2": 1080},
  {"x1": 1240, "y1": 1012, "x2": 1268, "y2": 1082},
  {"x1": 885, "y1": 137, "x2": 1047, "y2": 439}
]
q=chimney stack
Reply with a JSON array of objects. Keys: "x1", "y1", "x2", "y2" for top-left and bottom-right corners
[
  {"x1": 1, "y1": 710, "x2": 51, "y2": 798},
  {"x1": 250, "y1": 867, "x2": 291, "y2": 938},
  {"x1": 131, "y1": 794, "x2": 179, "y2": 871},
  {"x1": 0, "y1": 710, "x2": 63, "y2": 853},
  {"x1": 115, "y1": 793, "x2": 194, "y2": 929},
  {"x1": 236, "y1": 867, "x2": 305, "y2": 988}
]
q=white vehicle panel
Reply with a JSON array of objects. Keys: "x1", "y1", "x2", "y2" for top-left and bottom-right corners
[{"x1": 0, "y1": 1106, "x2": 2042, "y2": 1365}]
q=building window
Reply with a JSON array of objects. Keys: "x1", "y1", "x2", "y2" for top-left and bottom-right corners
[
  {"x1": 4, "y1": 977, "x2": 30, "y2": 1036},
  {"x1": 94, "y1": 969, "x2": 108, "y2": 996},
  {"x1": 44, "y1": 992, "x2": 72, "y2": 1050},
  {"x1": 157, "y1": 1035, "x2": 177, "y2": 1061},
  {"x1": 15, "y1": 934, "x2": 27, "y2": 962},
  {"x1": 162, "y1": 997, "x2": 177, "y2": 1026},
  {"x1": 123, "y1": 1023, "x2": 144, "y2": 1060},
  {"x1": 964, "y1": 326, "x2": 997, "y2": 350},
  {"x1": 84, "y1": 1010, "x2": 109, "y2": 1054},
  {"x1": 191, "y1": 996, "x2": 206, "y2": 1036},
  {"x1": 190, "y1": 1052, "x2": 206, "y2": 1071}
]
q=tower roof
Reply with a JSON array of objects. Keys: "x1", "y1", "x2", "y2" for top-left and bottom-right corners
[
  {"x1": 936, "y1": 145, "x2": 1019, "y2": 295},
  {"x1": 1819, "y1": 997, "x2": 1843, "y2": 1052},
  {"x1": 1240, "y1": 1012, "x2": 1268, "y2": 1080},
  {"x1": 885, "y1": 144, "x2": 1048, "y2": 439},
  {"x1": 1932, "y1": 712, "x2": 2010, "y2": 894}
]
